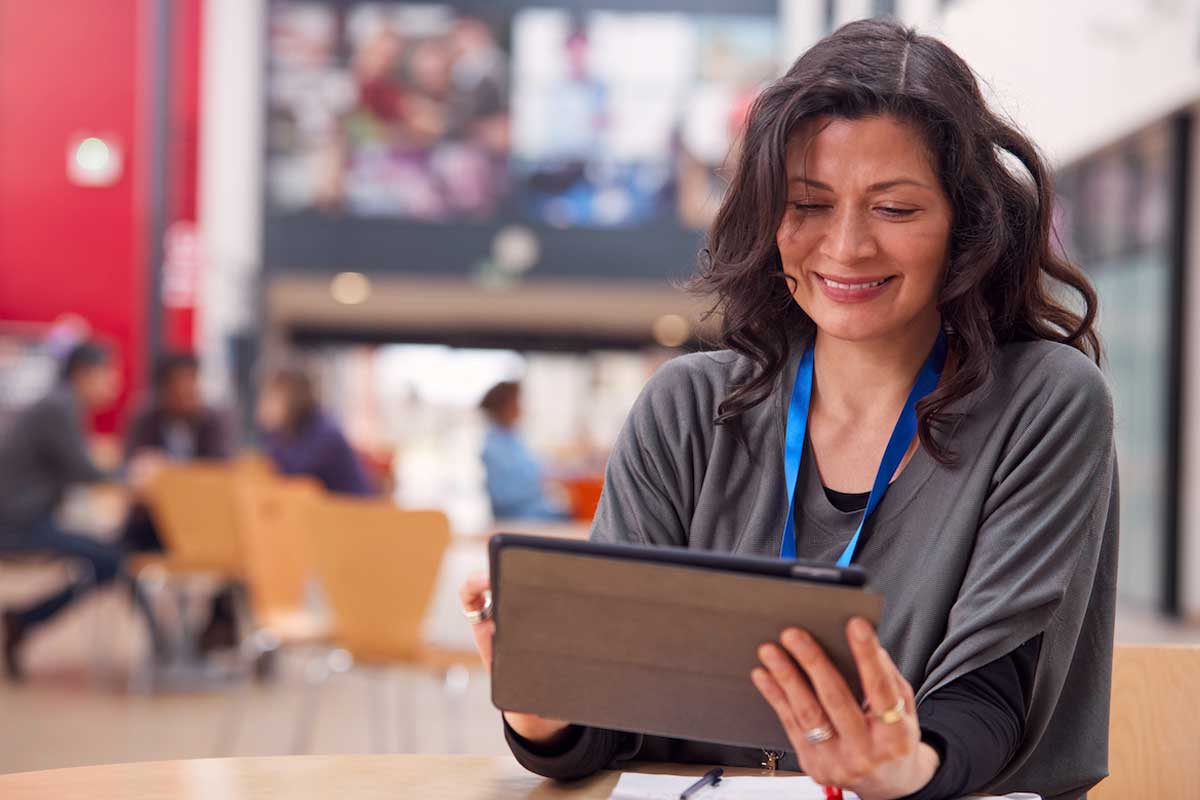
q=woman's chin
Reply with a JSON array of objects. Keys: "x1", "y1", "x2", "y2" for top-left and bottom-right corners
[{"x1": 808, "y1": 316, "x2": 898, "y2": 344}]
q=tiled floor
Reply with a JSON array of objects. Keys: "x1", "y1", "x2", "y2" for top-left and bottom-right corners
[{"x1": 1, "y1": 542, "x2": 1197, "y2": 776}]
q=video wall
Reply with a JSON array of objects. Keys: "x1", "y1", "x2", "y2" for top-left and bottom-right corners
[{"x1": 264, "y1": 0, "x2": 780, "y2": 279}]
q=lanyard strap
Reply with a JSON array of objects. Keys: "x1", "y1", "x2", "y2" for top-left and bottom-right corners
[{"x1": 780, "y1": 331, "x2": 948, "y2": 566}]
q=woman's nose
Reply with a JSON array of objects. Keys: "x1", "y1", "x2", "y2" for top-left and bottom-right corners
[{"x1": 819, "y1": 207, "x2": 878, "y2": 265}]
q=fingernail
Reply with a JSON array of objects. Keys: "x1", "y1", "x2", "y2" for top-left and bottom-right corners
[{"x1": 852, "y1": 619, "x2": 872, "y2": 642}]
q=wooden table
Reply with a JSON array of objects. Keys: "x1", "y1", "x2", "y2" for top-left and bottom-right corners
[{"x1": 0, "y1": 755, "x2": 786, "y2": 800}]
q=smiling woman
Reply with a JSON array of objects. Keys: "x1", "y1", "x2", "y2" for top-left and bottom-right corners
[
  {"x1": 779, "y1": 117, "x2": 952, "y2": 347},
  {"x1": 460, "y1": 17, "x2": 1116, "y2": 800}
]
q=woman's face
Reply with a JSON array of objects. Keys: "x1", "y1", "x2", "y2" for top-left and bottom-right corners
[
  {"x1": 777, "y1": 114, "x2": 953, "y2": 345},
  {"x1": 256, "y1": 383, "x2": 289, "y2": 433}
]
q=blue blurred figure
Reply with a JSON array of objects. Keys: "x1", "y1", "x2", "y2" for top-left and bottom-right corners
[{"x1": 480, "y1": 381, "x2": 569, "y2": 522}]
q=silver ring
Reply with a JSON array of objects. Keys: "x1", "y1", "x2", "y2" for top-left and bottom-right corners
[
  {"x1": 463, "y1": 591, "x2": 493, "y2": 625},
  {"x1": 804, "y1": 725, "x2": 835, "y2": 744}
]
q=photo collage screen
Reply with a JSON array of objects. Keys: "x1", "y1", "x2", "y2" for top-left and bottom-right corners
[{"x1": 267, "y1": 2, "x2": 779, "y2": 231}]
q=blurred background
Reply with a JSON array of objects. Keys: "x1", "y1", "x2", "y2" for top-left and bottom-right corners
[{"x1": 1, "y1": 0, "x2": 1199, "y2": 776}]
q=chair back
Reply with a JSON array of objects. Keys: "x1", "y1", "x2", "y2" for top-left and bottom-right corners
[
  {"x1": 236, "y1": 476, "x2": 323, "y2": 623},
  {"x1": 306, "y1": 496, "x2": 451, "y2": 663},
  {"x1": 1091, "y1": 644, "x2": 1200, "y2": 799},
  {"x1": 145, "y1": 461, "x2": 250, "y2": 574}
]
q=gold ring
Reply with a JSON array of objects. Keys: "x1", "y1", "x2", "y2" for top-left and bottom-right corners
[{"x1": 875, "y1": 697, "x2": 907, "y2": 725}]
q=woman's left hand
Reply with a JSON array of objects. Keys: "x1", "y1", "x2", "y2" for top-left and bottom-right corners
[{"x1": 752, "y1": 617, "x2": 940, "y2": 800}]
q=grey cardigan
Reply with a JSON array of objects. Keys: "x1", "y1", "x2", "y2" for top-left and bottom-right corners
[{"x1": 506, "y1": 338, "x2": 1117, "y2": 800}]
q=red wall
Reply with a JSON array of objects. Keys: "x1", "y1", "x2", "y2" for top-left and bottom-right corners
[{"x1": 0, "y1": 0, "x2": 202, "y2": 431}]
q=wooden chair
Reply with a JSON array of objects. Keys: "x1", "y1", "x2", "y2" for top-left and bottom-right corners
[
  {"x1": 298, "y1": 496, "x2": 477, "y2": 753},
  {"x1": 138, "y1": 460, "x2": 250, "y2": 577},
  {"x1": 133, "y1": 458, "x2": 270, "y2": 687},
  {"x1": 234, "y1": 475, "x2": 330, "y2": 648},
  {"x1": 1091, "y1": 644, "x2": 1200, "y2": 800},
  {"x1": 216, "y1": 475, "x2": 333, "y2": 755}
]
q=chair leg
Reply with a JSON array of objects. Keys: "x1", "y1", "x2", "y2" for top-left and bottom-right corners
[
  {"x1": 366, "y1": 668, "x2": 390, "y2": 753},
  {"x1": 127, "y1": 568, "x2": 166, "y2": 695},
  {"x1": 395, "y1": 668, "x2": 419, "y2": 754},
  {"x1": 292, "y1": 648, "x2": 351, "y2": 755},
  {"x1": 214, "y1": 632, "x2": 269, "y2": 757},
  {"x1": 442, "y1": 663, "x2": 471, "y2": 754}
]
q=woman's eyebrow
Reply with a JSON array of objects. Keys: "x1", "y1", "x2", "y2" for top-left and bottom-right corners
[{"x1": 788, "y1": 176, "x2": 930, "y2": 192}]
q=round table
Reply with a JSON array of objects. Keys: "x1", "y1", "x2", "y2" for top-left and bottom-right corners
[{"x1": 0, "y1": 755, "x2": 790, "y2": 800}]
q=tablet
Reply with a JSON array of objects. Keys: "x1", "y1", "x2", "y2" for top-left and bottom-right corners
[{"x1": 488, "y1": 533, "x2": 883, "y2": 753}]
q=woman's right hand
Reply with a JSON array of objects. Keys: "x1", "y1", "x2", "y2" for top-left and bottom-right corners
[{"x1": 459, "y1": 572, "x2": 573, "y2": 745}]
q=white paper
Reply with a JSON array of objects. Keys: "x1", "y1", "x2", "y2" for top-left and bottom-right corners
[
  {"x1": 609, "y1": 773, "x2": 860, "y2": 800},
  {"x1": 609, "y1": 773, "x2": 1042, "y2": 800}
]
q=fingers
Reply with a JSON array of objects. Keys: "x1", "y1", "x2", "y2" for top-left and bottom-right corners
[
  {"x1": 756, "y1": 644, "x2": 833, "y2": 737},
  {"x1": 877, "y1": 637, "x2": 917, "y2": 714},
  {"x1": 757, "y1": 624, "x2": 923, "y2": 790},
  {"x1": 846, "y1": 618, "x2": 901, "y2": 719},
  {"x1": 459, "y1": 573, "x2": 494, "y2": 673},
  {"x1": 846, "y1": 618, "x2": 917, "y2": 762},
  {"x1": 779, "y1": 628, "x2": 870, "y2": 747},
  {"x1": 751, "y1": 666, "x2": 808, "y2": 747},
  {"x1": 458, "y1": 572, "x2": 491, "y2": 610}
]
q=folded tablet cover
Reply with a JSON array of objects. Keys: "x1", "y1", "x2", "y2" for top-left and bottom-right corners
[{"x1": 490, "y1": 544, "x2": 883, "y2": 752}]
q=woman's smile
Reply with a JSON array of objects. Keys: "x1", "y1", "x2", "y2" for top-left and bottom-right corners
[{"x1": 813, "y1": 272, "x2": 898, "y2": 304}]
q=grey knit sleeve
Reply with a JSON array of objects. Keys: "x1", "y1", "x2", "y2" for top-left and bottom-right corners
[
  {"x1": 589, "y1": 356, "x2": 713, "y2": 548},
  {"x1": 41, "y1": 396, "x2": 110, "y2": 484},
  {"x1": 916, "y1": 345, "x2": 1117, "y2": 795}
]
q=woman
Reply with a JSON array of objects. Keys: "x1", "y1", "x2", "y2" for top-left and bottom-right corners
[
  {"x1": 460, "y1": 19, "x2": 1115, "y2": 800},
  {"x1": 479, "y1": 381, "x2": 571, "y2": 521},
  {"x1": 257, "y1": 365, "x2": 375, "y2": 496}
]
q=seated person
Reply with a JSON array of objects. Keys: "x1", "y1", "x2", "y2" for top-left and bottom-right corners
[
  {"x1": 459, "y1": 20, "x2": 1116, "y2": 800},
  {"x1": 479, "y1": 381, "x2": 570, "y2": 521},
  {"x1": 120, "y1": 351, "x2": 233, "y2": 550},
  {"x1": 0, "y1": 341, "x2": 164, "y2": 680},
  {"x1": 119, "y1": 351, "x2": 237, "y2": 651},
  {"x1": 257, "y1": 365, "x2": 374, "y2": 496}
]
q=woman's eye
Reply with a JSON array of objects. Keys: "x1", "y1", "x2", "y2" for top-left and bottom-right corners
[
  {"x1": 790, "y1": 203, "x2": 830, "y2": 212},
  {"x1": 877, "y1": 206, "x2": 918, "y2": 218}
]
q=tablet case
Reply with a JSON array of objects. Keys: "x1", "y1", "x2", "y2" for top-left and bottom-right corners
[{"x1": 490, "y1": 541, "x2": 884, "y2": 752}]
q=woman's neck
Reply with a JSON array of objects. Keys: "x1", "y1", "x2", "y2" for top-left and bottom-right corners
[{"x1": 811, "y1": 314, "x2": 942, "y2": 425}]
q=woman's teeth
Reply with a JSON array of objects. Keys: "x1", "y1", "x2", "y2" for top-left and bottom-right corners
[{"x1": 820, "y1": 276, "x2": 891, "y2": 290}]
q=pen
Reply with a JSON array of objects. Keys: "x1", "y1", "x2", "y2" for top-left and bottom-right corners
[{"x1": 679, "y1": 767, "x2": 723, "y2": 799}]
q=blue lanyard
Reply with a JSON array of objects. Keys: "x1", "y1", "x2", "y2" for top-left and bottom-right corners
[{"x1": 780, "y1": 331, "x2": 948, "y2": 566}]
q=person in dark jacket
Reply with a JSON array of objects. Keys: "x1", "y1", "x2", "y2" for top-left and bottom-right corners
[
  {"x1": 120, "y1": 352, "x2": 234, "y2": 551},
  {"x1": 119, "y1": 352, "x2": 238, "y2": 652},
  {"x1": 0, "y1": 341, "x2": 164, "y2": 680},
  {"x1": 256, "y1": 364, "x2": 374, "y2": 496}
]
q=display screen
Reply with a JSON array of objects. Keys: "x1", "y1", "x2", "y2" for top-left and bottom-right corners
[{"x1": 264, "y1": 0, "x2": 780, "y2": 279}]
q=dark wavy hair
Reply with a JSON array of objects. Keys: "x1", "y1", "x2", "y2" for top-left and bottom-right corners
[
  {"x1": 264, "y1": 364, "x2": 320, "y2": 435},
  {"x1": 692, "y1": 18, "x2": 1101, "y2": 463}
]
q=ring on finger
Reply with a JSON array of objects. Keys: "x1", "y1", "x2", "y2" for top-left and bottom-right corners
[
  {"x1": 873, "y1": 697, "x2": 907, "y2": 725},
  {"x1": 462, "y1": 591, "x2": 493, "y2": 625},
  {"x1": 804, "y1": 725, "x2": 835, "y2": 744}
]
